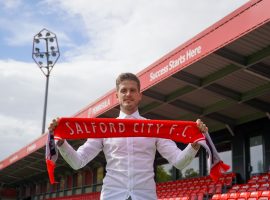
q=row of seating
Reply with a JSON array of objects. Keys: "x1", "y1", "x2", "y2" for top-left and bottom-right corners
[
  {"x1": 46, "y1": 172, "x2": 268, "y2": 200},
  {"x1": 157, "y1": 172, "x2": 270, "y2": 200},
  {"x1": 158, "y1": 191, "x2": 270, "y2": 200},
  {"x1": 208, "y1": 173, "x2": 270, "y2": 200},
  {"x1": 212, "y1": 190, "x2": 270, "y2": 200},
  {"x1": 157, "y1": 173, "x2": 236, "y2": 190},
  {"x1": 46, "y1": 192, "x2": 100, "y2": 200},
  {"x1": 229, "y1": 183, "x2": 269, "y2": 193},
  {"x1": 157, "y1": 183, "x2": 223, "y2": 196},
  {"x1": 248, "y1": 174, "x2": 270, "y2": 184},
  {"x1": 157, "y1": 191, "x2": 204, "y2": 200},
  {"x1": 158, "y1": 197, "x2": 189, "y2": 200},
  {"x1": 157, "y1": 173, "x2": 237, "y2": 200}
]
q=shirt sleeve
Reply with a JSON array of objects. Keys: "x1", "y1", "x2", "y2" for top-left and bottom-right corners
[
  {"x1": 58, "y1": 138, "x2": 103, "y2": 170},
  {"x1": 156, "y1": 138, "x2": 198, "y2": 170}
]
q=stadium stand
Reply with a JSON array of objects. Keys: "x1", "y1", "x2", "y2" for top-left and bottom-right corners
[
  {"x1": 212, "y1": 191, "x2": 270, "y2": 200},
  {"x1": 211, "y1": 173, "x2": 270, "y2": 200},
  {"x1": 46, "y1": 192, "x2": 100, "y2": 200},
  {"x1": 43, "y1": 173, "x2": 236, "y2": 200},
  {"x1": 1, "y1": 165, "x2": 269, "y2": 199},
  {"x1": 156, "y1": 173, "x2": 236, "y2": 200}
]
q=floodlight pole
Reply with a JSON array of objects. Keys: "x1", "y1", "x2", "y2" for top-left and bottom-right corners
[
  {"x1": 42, "y1": 38, "x2": 50, "y2": 134},
  {"x1": 42, "y1": 72, "x2": 50, "y2": 135},
  {"x1": 32, "y1": 29, "x2": 60, "y2": 134}
]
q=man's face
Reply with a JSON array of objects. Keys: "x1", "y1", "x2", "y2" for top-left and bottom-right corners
[{"x1": 116, "y1": 80, "x2": 142, "y2": 114}]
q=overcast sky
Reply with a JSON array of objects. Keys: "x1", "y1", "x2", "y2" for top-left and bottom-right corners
[{"x1": 0, "y1": 0, "x2": 249, "y2": 161}]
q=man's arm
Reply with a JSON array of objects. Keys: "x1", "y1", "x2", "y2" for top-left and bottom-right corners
[
  {"x1": 58, "y1": 139, "x2": 103, "y2": 170},
  {"x1": 157, "y1": 119, "x2": 208, "y2": 170},
  {"x1": 157, "y1": 139, "x2": 198, "y2": 170},
  {"x1": 48, "y1": 118, "x2": 103, "y2": 170}
]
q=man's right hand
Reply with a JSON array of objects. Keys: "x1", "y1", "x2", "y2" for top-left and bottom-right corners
[
  {"x1": 48, "y1": 118, "x2": 65, "y2": 147},
  {"x1": 48, "y1": 118, "x2": 59, "y2": 132}
]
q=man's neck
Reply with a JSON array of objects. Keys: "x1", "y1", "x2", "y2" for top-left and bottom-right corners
[
  {"x1": 120, "y1": 108, "x2": 137, "y2": 115},
  {"x1": 120, "y1": 109, "x2": 137, "y2": 116}
]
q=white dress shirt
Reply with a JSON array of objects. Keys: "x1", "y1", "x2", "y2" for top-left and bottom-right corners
[{"x1": 58, "y1": 110, "x2": 198, "y2": 200}]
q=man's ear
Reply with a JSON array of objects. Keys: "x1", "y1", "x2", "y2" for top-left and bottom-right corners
[{"x1": 115, "y1": 92, "x2": 118, "y2": 100}]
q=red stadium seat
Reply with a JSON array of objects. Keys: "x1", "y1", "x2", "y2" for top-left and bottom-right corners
[
  {"x1": 190, "y1": 193, "x2": 197, "y2": 200},
  {"x1": 224, "y1": 176, "x2": 234, "y2": 187},
  {"x1": 238, "y1": 185, "x2": 249, "y2": 192},
  {"x1": 237, "y1": 192, "x2": 250, "y2": 200},
  {"x1": 258, "y1": 190, "x2": 270, "y2": 200},
  {"x1": 177, "y1": 196, "x2": 189, "y2": 200},
  {"x1": 215, "y1": 183, "x2": 223, "y2": 194},
  {"x1": 208, "y1": 184, "x2": 216, "y2": 194},
  {"x1": 229, "y1": 185, "x2": 241, "y2": 193},
  {"x1": 247, "y1": 184, "x2": 260, "y2": 192},
  {"x1": 248, "y1": 176, "x2": 260, "y2": 184},
  {"x1": 197, "y1": 192, "x2": 204, "y2": 200},
  {"x1": 220, "y1": 193, "x2": 229, "y2": 200},
  {"x1": 212, "y1": 194, "x2": 221, "y2": 200},
  {"x1": 259, "y1": 183, "x2": 270, "y2": 191},
  {"x1": 258, "y1": 174, "x2": 270, "y2": 183},
  {"x1": 248, "y1": 191, "x2": 262, "y2": 200},
  {"x1": 228, "y1": 192, "x2": 240, "y2": 200}
]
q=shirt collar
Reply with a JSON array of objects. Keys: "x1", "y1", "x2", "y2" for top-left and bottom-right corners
[{"x1": 118, "y1": 110, "x2": 140, "y2": 119}]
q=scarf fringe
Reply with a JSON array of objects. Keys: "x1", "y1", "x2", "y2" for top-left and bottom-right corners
[
  {"x1": 210, "y1": 161, "x2": 230, "y2": 182},
  {"x1": 46, "y1": 159, "x2": 58, "y2": 184}
]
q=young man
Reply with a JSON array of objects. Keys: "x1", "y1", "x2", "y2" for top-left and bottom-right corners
[{"x1": 49, "y1": 72, "x2": 207, "y2": 200}]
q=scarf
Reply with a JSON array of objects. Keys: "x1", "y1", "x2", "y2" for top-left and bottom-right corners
[{"x1": 46, "y1": 117, "x2": 229, "y2": 184}]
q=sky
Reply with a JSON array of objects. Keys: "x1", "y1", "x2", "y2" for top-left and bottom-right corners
[{"x1": 0, "y1": 0, "x2": 250, "y2": 161}]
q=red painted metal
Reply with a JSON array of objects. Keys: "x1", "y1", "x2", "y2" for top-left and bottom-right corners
[
  {"x1": 0, "y1": 132, "x2": 47, "y2": 170},
  {"x1": 74, "y1": 0, "x2": 270, "y2": 119}
]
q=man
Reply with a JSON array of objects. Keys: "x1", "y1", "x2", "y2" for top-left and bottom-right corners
[{"x1": 49, "y1": 72, "x2": 208, "y2": 200}]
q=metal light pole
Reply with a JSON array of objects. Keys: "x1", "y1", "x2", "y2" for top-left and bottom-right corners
[{"x1": 32, "y1": 28, "x2": 60, "y2": 134}]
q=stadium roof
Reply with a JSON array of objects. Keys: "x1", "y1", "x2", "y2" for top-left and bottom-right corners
[{"x1": 1, "y1": 0, "x2": 270, "y2": 187}]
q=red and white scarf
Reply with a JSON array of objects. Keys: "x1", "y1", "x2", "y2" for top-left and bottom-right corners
[{"x1": 46, "y1": 117, "x2": 229, "y2": 184}]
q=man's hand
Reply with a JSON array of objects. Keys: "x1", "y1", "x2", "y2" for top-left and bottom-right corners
[
  {"x1": 196, "y1": 119, "x2": 208, "y2": 133},
  {"x1": 48, "y1": 118, "x2": 65, "y2": 147},
  {"x1": 48, "y1": 118, "x2": 59, "y2": 132},
  {"x1": 191, "y1": 119, "x2": 208, "y2": 151}
]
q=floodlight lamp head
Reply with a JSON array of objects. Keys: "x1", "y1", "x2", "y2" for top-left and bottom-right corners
[{"x1": 32, "y1": 28, "x2": 60, "y2": 76}]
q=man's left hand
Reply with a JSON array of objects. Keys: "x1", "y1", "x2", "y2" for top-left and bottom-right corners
[
  {"x1": 196, "y1": 119, "x2": 208, "y2": 133},
  {"x1": 191, "y1": 119, "x2": 208, "y2": 151}
]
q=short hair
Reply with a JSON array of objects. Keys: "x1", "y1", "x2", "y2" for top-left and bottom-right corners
[{"x1": 116, "y1": 72, "x2": 141, "y2": 91}]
